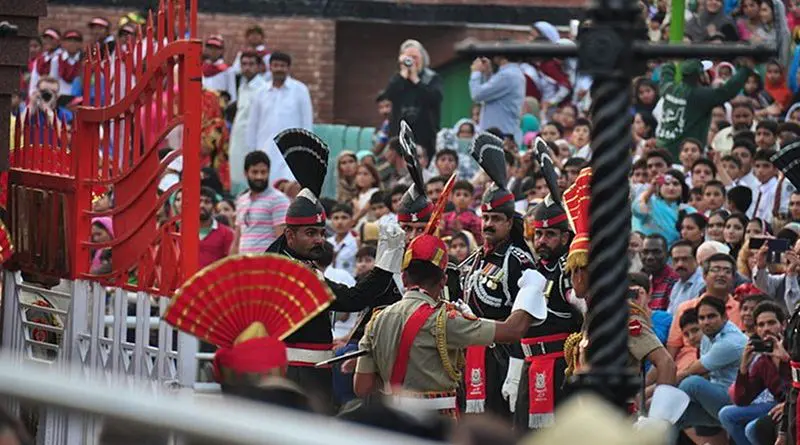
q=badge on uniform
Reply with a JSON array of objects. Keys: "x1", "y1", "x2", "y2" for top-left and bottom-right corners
[
  {"x1": 628, "y1": 319, "x2": 642, "y2": 336},
  {"x1": 545, "y1": 280, "x2": 554, "y2": 299}
]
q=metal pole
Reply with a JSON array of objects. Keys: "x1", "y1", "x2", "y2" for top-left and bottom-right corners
[
  {"x1": 573, "y1": 0, "x2": 641, "y2": 411},
  {"x1": 669, "y1": 0, "x2": 686, "y2": 43}
]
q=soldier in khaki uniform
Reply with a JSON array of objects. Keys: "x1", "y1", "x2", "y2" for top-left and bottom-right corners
[
  {"x1": 353, "y1": 233, "x2": 548, "y2": 418},
  {"x1": 561, "y1": 167, "x2": 676, "y2": 414}
]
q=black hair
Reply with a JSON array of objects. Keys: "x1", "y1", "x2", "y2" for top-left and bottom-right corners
[
  {"x1": 356, "y1": 245, "x2": 377, "y2": 260},
  {"x1": 670, "y1": 239, "x2": 695, "y2": 255},
  {"x1": 644, "y1": 233, "x2": 668, "y2": 251},
  {"x1": 453, "y1": 179, "x2": 474, "y2": 195},
  {"x1": 754, "y1": 148, "x2": 777, "y2": 163},
  {"x1": 244, "y1": 150, "x2": 270, "y2": 171},
  {"x1": 269, "y1": 51, "x2": 292, "y2": 66},
  {"x1": 756, "y1": 120, "x2": 778, "y2": 135},
  {"x1": 720, "y1": 155, "x2": 742, "y2": 169},
  {"x1": 691, "y1": 158, "x2": 718, "y2": 177},
  {"x1": 679, "y1": 212, "x2": 708, "y2": 233},
  {"x1": 703, "y1": 253, "x2": 736, "y2": 273},
  {"x1": 331, "y1": 203, "x2": 354, "y2": 217},
  {"x1": 679, "y1": 307, "x2": 699, "y2": 329},
  {"x1": 200, "y1": 186, "x2": 218, "y2": 204},
  {"x1": 697, "y1": 295, "x2": 727, "y2": 317},
  {"x1": 543, "y1": 121, "x2": 564, "y2": 136},
  {"x1": 574, "y1": 117, "x2": 593, "y2": 131},
  {"x1": 741, "y1": 293, "x2": 768, "y2": 307},
  {"x1": 727, "y1": 186, "x2": 752, "y2": 214},
  {"x1": 387, "y1": 137, "x2": 403, "y2": 155},
  {"x1": 731, "y1": 138, "x2": 757, "y2": 156},
  {"x1": 646, "y1": 148, "x2": 674, "y2": 166},
  {"x1": 628, "y1": 272, "x2": 650, "y2": 293},
  {"x1": 753, "y1": 300, "x2": 786, "y2": 324},
  {"x1": 564, "y1": 157, "x2": 587, "y2": 169},
  {"x1": 404, "y1": 259, "x2": 444, "y2": 288},
  {"x1": 369, "y1": 190, "x2": 386, "y2": 206},
  {"x1": 426, "y1": 175, "x2": 447, "y2": 187},
  {"x1": 703, "y1": 180, "x2": 726, "y2": 195},
  {"x1": 318, "y1": 241, "x2": 335, "y2": 268},
  {"x1": 632, "y1": 158, "x2": 647, "y2": 172},
  {"x1": 731, "y1": 100, "x2": 755, "y2": 114}
]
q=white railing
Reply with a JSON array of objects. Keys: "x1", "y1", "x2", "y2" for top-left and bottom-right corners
[{"x1": 0, "y1": 353, "x2": 439, "y2": 445}]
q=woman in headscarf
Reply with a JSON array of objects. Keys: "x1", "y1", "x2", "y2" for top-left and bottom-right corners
[
  {"x1": 685, "y1": 0, "x2": 736, "y2": 42},
  {"x1": 336, "y1": 151, "x2": 359, "y2": 204},
  {"x1": 90, "y1": 217, "x2": 114, "y2": 274}
]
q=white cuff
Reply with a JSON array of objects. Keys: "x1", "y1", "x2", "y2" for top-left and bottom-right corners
[
  {"x1": 506, "y1": 357, "x2": 524, "y2": 382},
  {"x1": 512, "y1": 269, "x2": 548, "y2": 320}
]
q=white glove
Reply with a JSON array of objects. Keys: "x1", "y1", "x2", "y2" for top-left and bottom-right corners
[
  {"x1": 501, "y1": 357, "x2": 524, "y2": 413},
  {"x1": 511, "y1": 269, "x2": 548, "y2": 321},
  {"x1": 374, "y1": 221, "x2": 406, "y2": 274},
  {"x1": 453, "y1": 299, "x2": 476, "y2": 318}
]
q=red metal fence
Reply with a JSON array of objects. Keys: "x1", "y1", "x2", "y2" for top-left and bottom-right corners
[{"x1": 8, "y1": 0, "x2": 201, "y2": 296}]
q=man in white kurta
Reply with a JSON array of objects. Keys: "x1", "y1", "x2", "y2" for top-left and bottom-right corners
[
  {"x1": 229, "y1": 51, "x2": 268, "y2": 195},
  {"x1": 245, "y1": 51, "x2": 314, "y2": 185}
]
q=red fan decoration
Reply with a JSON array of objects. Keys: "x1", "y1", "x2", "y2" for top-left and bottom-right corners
[
  {"x1": 164, "y1": 254, "x2": 334, "y2": 348},
  {"x1": 0, "y1": 220, "x2": 14, "y2": 265}
]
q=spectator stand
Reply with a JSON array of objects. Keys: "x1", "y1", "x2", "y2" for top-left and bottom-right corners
[
  {"x1": 1, "y1": 0, "x2": 203, "y2": 443},
  {"x1": 313, "y1": 123, "x2": 375, "y2": 199}
]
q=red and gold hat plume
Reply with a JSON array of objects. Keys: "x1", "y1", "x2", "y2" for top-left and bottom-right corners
[
  {"x1": 563, "y1": 167, "x2": 592, "y2": 272},
  {"x1": 402, "y1": 173, "x2": 457, "y2": 272},
  {"x1": 164, "y1": 254, "x2": 333, "y2": 347},
  {"x1": 0, "y1": 220, "x2": 14, "y2": 265}
]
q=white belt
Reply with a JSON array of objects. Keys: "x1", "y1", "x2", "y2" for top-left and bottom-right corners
[
  {"x1": 389, "y1": 395, "x2": 457, "y2": 411},
  {"x1": 286, "y1": 348, "x2": 334, "y2": 364}
]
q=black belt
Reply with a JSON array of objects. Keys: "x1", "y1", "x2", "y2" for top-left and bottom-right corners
[{"x1": 521, "y1": 335, "x2": 568, "y2": 358}]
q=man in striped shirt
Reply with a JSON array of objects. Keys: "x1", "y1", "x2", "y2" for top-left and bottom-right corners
[{"x1": 232, "y1": 151, "x2": 290, "y2": 254}]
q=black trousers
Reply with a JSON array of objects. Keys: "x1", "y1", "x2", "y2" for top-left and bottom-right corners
[{"x1": 286, "y1": 366, "x2": 334, "y2": 414}]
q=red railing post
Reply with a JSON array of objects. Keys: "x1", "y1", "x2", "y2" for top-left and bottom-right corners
[
  {"x1": 179, "y1": 39, "x2": 202, "y2": 280},
  {"x1": 70, "y1": 118, "x2": 97, "y2": 278}
]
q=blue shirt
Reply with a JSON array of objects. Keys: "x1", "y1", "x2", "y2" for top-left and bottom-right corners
[
  {"x1": 468, "y1": 63, "x2": 525, "y2": 144},
  {"x1": 700, "y1": 321, "x2": 747, "y2": 387},
  {"x1": 667, "y1": 268, "x2": 705, "y2": 315}
]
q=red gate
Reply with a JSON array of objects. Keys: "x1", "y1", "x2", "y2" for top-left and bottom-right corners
[{"x1": 8, "y1": 0, "x2": 201, "y2": 296}]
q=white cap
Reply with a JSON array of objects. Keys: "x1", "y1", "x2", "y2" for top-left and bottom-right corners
[{"x1": 701, "y1": 60, "x2": 714, "y2": 72}]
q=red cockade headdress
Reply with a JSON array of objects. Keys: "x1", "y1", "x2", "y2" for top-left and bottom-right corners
[
  {"x1": 163, "y1": 254, "x2": 333, "y2": 381},
  {"x1": 563, "y1": 167, "x2": 592, "y2": 272}
]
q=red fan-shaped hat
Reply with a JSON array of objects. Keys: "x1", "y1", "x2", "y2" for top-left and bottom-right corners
[
  {"x1": 564, "y1": 167, "x2": 592, "y2": 272},
  {"x1": 164, "y1": 254, "x2": 334, "y2": 347}
]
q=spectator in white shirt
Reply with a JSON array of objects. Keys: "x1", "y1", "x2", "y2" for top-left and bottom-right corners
[
  {"x1": 730, "y1": 139, "x2": 761, "y2": 193},
  {"x1": 668, "y1": 240, "x2": 707, "y2": 314},
  {"x1": 750, "y1": 149, "x2": 793, "y2": 225},
  {"x1": 230, "y1": 25, "x2": 272, "y2": 81},
  {"x1": 246, "y1": 51, "x2": 313, "y2": 184},
  {"x1": 228, "y1": 51, "x2": 267, "y2": 195},
  {"x1": 327, "y1": 204, "x2": 358, "y2": 277}
]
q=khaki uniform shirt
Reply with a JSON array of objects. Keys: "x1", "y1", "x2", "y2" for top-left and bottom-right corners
[
  {"x1": 577, "y1": 301, "x2": 662, "y2": 374},
  {"x1": 356, "y1": 289, "x2": 496, "y2": 392}
]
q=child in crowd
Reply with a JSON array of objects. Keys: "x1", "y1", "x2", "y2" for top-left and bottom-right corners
[
  {"x1": 354, "y1": 245, "x2": 376, "y2": 281},
  {"x1": 571, "y1": 118, "x2": 592, "y2": 160},
  {"x1": 434, "y1": 148, "x2": 459, "y2": 178},
  {"x1": 327, "y1": 204, "x2": 357, "y2": 276},
  {"x1": 702, "y1": 180, "x2": 727, "y2": 214},
  {"x1": 443, "y1": 180, "x2": 483, "y2": 244},
  {"x1": 679, "y1": 307, "x2": 703, "y2": 349}
]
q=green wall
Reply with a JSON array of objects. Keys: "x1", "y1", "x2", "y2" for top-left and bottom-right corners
[{"x1": 438, "y1": 60, "x2": 473, "y2": 129}]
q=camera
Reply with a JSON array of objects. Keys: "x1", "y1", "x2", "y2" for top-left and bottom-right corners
[
  {"x1": 750, "y1": 336, "x2": 773, "y2": 353},
  {"x1": 402, "y1": 57, "x2": 414, "y2": 68},
  {"x1": 39, "y1": 89, "x2": 54, "y2": 102}
]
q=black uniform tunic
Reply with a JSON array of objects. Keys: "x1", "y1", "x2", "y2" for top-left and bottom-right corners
[
  {"x1": 462, "y1": 240, "x2": 535, "y2": 419},
  {"x1": 266, "y1": 235, "x2": 394, "y2": 411},
  {"x1": 513, "y1": 253, "x2": 582, "y2": 430}
]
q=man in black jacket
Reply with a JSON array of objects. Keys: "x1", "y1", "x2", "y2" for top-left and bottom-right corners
[{"x1": 266, "y1": 129, "x2": 404, "y2": 412}]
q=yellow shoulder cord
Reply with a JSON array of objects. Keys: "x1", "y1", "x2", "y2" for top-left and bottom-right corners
[
  {"x1": 435, "y1": 305, "x2": 464, "y2": 381},
  {"x1": 563, "y1": 332, "x2": 583, "y2": 378}
]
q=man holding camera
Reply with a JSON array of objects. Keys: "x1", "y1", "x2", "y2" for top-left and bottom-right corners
[
  {"x1": 719, "y1": 301, "x2": 789, "y2": 445},
  {"x1": 27, "y1": 76, "x2": 72, "y2": 135},
  {"x1": 468, "y1": 55, "x2": 525, "y2": 146}
]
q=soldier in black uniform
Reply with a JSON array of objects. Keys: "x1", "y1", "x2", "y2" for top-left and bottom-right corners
[
  {"x1": 265, "y1": 129, "x2": 402, "y2": 412},
  {"x1": 513, "y1": 198, "x2": 583, "y2": 430},
  {"x1": 461, "y1": 132, "x2": 544, "y2": 420}
]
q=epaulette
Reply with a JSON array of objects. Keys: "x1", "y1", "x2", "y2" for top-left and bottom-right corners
[{"x1": 509, "y1": 245, "x2": 535, "y2": 266}]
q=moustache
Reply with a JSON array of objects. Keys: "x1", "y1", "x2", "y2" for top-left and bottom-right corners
[{"x1": 484, "y1": 228, "x2": 495, "y2": 234}]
